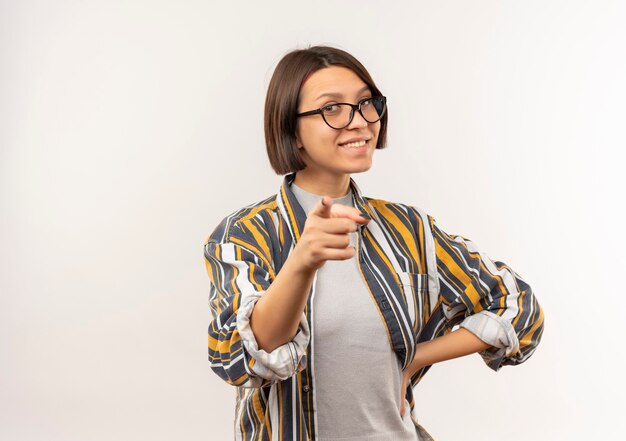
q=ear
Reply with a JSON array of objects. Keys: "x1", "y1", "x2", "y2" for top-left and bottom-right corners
[{"x1": 295, "y1": 131, "x2": 303, "y2": 149}]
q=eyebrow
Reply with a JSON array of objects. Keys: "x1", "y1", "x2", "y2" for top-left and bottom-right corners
[{"x1": 315, "y1": 85, "x2": 371, "y2": 102}]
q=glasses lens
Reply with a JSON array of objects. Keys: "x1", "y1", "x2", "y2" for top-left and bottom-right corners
[
  {"x1": 361, "y1": 97, "x2": 386, "y2": 123},
  {"x1": 322, "y1": 104, "x2": 353, "y2": 129},
  {"x1": 321, "y1": 97, "x2": 386, "y2": 129}
]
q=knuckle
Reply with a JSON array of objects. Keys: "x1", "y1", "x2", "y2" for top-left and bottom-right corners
[
  {"x1": 305, "y1": 223, "x2": 319, "y2": 234},
  {"x1": 343, "y1": 219, "x2": 356, "y2": 232},
  {"x1": 310, "y1": 248, "x2": 322, "y2": 260}
]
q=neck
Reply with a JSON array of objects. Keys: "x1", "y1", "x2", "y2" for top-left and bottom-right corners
[{"x1": 292, "y1": 170, "x2": 351, "y2": 198}]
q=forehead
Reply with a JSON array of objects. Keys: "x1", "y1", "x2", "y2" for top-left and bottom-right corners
[{"x1": 299, "y1": 66, "x2": 370, "y2": 103}]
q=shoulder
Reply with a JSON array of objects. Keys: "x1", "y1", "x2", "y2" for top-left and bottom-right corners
[{"x1": 204, "y1": 193, "x2": 279, "y2": 245}]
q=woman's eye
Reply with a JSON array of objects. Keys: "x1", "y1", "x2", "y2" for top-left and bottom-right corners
[
  {"x1": 361, "y1": 98, "x2": 373, "y2": 107},
  {"x1": 322, "y1": 104, "x2": 340, "y2": 113}
]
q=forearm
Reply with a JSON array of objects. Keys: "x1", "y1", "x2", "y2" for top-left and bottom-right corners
[
  {"x1": 249, "y1": 247, "x2": 316, "y2": 352},
  {"x1": 404, "y1": 327, "x2": 493, "y2": 377}
]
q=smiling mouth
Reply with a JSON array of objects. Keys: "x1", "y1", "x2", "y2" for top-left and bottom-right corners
[{"x1": 339, "y1": 139, "x2": 369, "y2": 148}]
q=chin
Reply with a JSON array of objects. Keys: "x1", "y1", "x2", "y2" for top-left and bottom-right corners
[{"x1": 345, "y1": 162, "x2": 373, "y2": 173}]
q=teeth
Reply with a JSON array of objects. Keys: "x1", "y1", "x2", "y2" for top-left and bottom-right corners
[{"x1": 341, "y1": 140, "x2": 367, "y2": 148}]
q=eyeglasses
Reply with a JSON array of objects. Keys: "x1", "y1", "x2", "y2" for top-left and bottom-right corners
[{"x1": 296, "y1": 96, "x2": 387, "y2": 130}]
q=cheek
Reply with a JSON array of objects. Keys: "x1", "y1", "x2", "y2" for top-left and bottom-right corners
[
  {"x1": 371, "y1": 122, "x2": 382, "y2": 143},
  {"x1": 300, "y1": 122, "x2": 339, "y2": 146},
  {"x1": 373, "y1": 121, "x2": 381, "y2": 136}
]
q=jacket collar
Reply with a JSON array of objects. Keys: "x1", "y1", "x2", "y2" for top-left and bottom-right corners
[{"x1": 276, "y1": 172, "x2": 373, "y2": 242}]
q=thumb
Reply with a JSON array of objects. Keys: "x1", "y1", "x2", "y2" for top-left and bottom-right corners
[
  {"x1": 399, "y1": 375, "x2": 409, "y2": 416},
  {"x1": 309, "y1": 196, "x2": 333, "y2": 218}
]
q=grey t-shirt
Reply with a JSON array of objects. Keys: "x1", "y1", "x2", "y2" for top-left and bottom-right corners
[{"x1": 290, "y1": 181, "x2": 418, "y2": 441}]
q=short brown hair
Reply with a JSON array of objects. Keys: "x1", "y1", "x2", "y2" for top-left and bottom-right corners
[{"x1": 264, "y1": 45, "x2": 388, "y2": 175}]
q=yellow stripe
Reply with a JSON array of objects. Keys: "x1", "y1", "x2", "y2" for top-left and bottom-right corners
[
  {"x1": 264, "y1": 400, "x2": 273, "y2": 439},
  {"x1": 364, "y1": 229, "x2": 402, "y2": 287},
  {"x1": 416, "y1": 214, "x2": 426, "y2": 274},
  {"x1": 230, "y1": 236, "x2": 276, "y2": 279},
  {"x1": 519, "y1": 304, "x2": 544, "y2": 348},
  {"x1": 464, "y1": 284, "x2": 483, "y2": 311},
  {"x1": 435, "y1": 242, "x2": 471, "y2": 297},
  {"x1": 241, "y1": 218, "x2": 273, "y2": 268},
  {"x1": 252, "y1": 389, "x2": 265, "y2": 425},
  {"x1": 208, "y1": 331, "x2": 242, "y2": 355},
  {"x1": 460, "y1": 242, "x2": 511, "y2": 310},
  {"x1": 369, "y1": 201, "x2": 423, "y2": 272}
]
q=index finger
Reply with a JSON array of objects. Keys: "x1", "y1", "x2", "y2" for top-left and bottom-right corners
[
  {"x1": 309, "y1": 196, "x2": 333, "y2": 219},
  {"x1": 329, "y1": 203, "x2": 372, "y2": 225}
]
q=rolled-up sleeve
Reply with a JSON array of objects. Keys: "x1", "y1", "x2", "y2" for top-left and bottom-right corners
[
  {"x1": 204, "y1": 224, "x2": 309, "y2": 388},
  {"x1": 429, "y1": 216, "x2": 545, "y2": 371}
]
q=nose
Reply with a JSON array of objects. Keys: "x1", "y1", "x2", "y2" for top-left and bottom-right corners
[{"x1": 346, "y1": 108, "x2": 368, "y2": 129}]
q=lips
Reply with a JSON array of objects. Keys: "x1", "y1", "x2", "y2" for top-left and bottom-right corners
[{"x1": 339, "y1": 137, "x2": 371, "y2": 147}]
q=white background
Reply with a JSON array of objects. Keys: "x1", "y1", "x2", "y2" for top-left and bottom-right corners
[{"x1": 2, "y1": 1, "x2": 625, "y2": 440}]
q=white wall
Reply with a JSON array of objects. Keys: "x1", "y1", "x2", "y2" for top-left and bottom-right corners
[{"x1": 2, "y1": 1, "x2": 624, "y2": 440}]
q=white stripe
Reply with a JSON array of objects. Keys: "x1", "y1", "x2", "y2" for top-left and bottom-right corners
[
  {"x1": 411, "y1": 207, "x2": 441, "y2": 317},
  {"x1": 310, "y1": 271, "x2": 320, "y2": 440},
  {"x1": 448, "y1": 238, "x2": 494, "y2": 307},
  {"x1": 269, "y1": 383, "x2": 280, "y2": 441},
  {"x1": 292, "y1": 376, "x2": 297, "y2": 441},
  {"x1": 365, "y1": 208, "x2": 408, "y2": 277},
  {"x1": 276, "y1": 189, "x2": 297, "y2": 243},
  {"x1": 234, "y1": 388, "x2": 250, "y2": 441},
  {"x1": 438, "y1": 274, "x2": 466, "y2": 320},
  {"x1": 459, "y1": 238, "x2": 521, "y2": 321},
  {"x1": 209, "y1": 350, "x2": 245, "y2": 370},
  {"x1": 399, "y1": 272, "x2": 416, "y2": 326},
  {"x1": 219, "y1": 242, "x2": 265, "y2": 297}
]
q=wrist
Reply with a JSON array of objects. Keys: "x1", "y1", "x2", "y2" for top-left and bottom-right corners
[
  {"x1": 409, "y1": 341, "x2": 429, "y2": 376},
  {"x1": 405, "y1": 347, "x2": 425, "y2": 378},
  {"x1": 288, "y1": 244, "x2": 318, "y2": 276}
]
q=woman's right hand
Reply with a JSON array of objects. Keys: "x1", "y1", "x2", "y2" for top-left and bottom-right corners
[{"x1": 292, "y1": 195, "x2": 371, "y2": 272}]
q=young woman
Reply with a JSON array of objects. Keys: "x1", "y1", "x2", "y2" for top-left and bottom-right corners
[{"x1": 204, "y1": 45, "x2": 544, "y2": 441}]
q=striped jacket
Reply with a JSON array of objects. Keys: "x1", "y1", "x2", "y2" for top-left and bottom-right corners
[{"x1": 203, "y1": 172, "x2": 544, "y2": 441}]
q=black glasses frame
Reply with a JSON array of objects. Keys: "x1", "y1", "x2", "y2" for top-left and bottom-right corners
[{"x1": 296, "y1": 96, "x2": 387, "y2": 130}]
